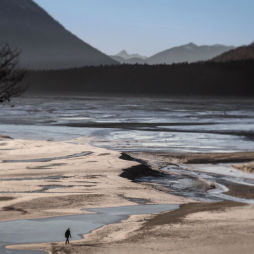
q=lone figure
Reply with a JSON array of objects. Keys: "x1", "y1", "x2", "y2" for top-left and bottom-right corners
[{"x1": 65, "y1": 228, "x2": 71, "y2": 244}]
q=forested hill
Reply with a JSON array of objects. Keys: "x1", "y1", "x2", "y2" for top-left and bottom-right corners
[{"x1": 213, "y1": 43, "x2": 254, "y2": 62}]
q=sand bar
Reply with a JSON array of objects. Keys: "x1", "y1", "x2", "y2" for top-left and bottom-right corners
[{"x1": 1, "y1": 137, "x2": 254, "y2": 253}]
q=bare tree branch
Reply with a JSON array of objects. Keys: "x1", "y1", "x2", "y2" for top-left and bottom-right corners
[{"x1": 0, "y1": 43, "x2": 26, "y2": 102}]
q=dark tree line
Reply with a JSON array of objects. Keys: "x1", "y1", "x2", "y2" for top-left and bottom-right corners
[
  {"x1": 0, "y1": 44, "x2": 26, "y2": 102},
  {"x1": 25, "y1": 60, "x2": 254, "y2": 96}
]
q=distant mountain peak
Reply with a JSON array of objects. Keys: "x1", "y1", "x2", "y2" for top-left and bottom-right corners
[
  {"x1": 116, "y1": 50, "x2": 129, "y2": 59},
  {"x1": 146, "y1": 43, "x2": 234, "y2": 65},
  {"x1": 115, "y1": 50, "x2": 147, "y2": 60},
  {"x1": 119, "y1": 50, "x2": 128, "y2": 54},
  {"x1": 182, "y1": 42, "x2": 198, "y2": 50},
  {"x1": 185, "y1": 42, "x2": 197, "y2": 47}
]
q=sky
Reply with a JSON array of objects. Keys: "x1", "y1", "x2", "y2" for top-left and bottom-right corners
[{"x1": 34, "y1": 0, "x2": 254, "y2": 56}]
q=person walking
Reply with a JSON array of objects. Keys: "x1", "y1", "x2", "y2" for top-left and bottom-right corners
[{"x1": 65, "y1": 228, "x2": 71, "y2": 244}]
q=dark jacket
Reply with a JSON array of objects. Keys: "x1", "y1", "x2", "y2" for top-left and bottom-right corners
[{"x1": 65, "y1": 229, "x2": 71, "y2": 238}]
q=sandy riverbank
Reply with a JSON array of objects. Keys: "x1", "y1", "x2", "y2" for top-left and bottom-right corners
[
  {"x1": 1, "y1": 137, "x2": 254, "y2": 254},
  {"x1": 0, "y1": 138, "x2": 188, "y2": 223}
]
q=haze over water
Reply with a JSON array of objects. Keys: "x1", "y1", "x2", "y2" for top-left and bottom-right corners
[{"x1": 0, "y1": 96, "x2": 254, "y2": 153}]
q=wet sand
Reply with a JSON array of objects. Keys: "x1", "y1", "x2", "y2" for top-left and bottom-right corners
[
  {"x1": 225, "y1": 182, "x2": 254, "y2": 199},
  {"x1": 10, "y1": 202, "x2": 254, "y2": 254},
  {"x1": 1, "y1": 137, "x2": 254, "y2": 253}
]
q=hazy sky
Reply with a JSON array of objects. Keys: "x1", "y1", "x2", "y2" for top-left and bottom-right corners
[{"x1": 34, "y1": 0, "x2": 254, "y2": 56}]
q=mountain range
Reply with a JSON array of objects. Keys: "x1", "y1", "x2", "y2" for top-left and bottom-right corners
[
  {"x1": 115, "y1": 50, "x2": 147, "y2": 60},
  {"x1": 0, "y1": 0, "x2": 249, "y2": 69},
  {"x1": 0, "y1": 0, "x2": 117, "y2": 69},
  {"x1": 146, "y1": 43, "x2": 234, "y2": 64},
  {"x1": 111, "y1": 43, "x2": 234, "y2": 64},
  {"x1": 111, "y1": 50, "x2": 147, "y2": 64}
]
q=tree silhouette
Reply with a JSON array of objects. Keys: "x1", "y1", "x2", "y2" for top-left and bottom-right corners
[{"x1": 0, "y1": 44, "x2": 26, "y2": 102}]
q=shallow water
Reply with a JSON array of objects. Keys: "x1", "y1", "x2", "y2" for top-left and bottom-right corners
[
  {"x1": 137, "y1": 163, "x2": 254, "y2": 204},
  {"x1": 0, "y1": 204, "x2": 179, "y2": 254},
  {"x1": 0, "y1": 96, "x2": 254, "y2": 152}
]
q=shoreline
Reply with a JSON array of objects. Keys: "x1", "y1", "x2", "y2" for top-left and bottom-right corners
[{"x1": 7, "y1": 201, "x2": 252, "y2": 254}]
